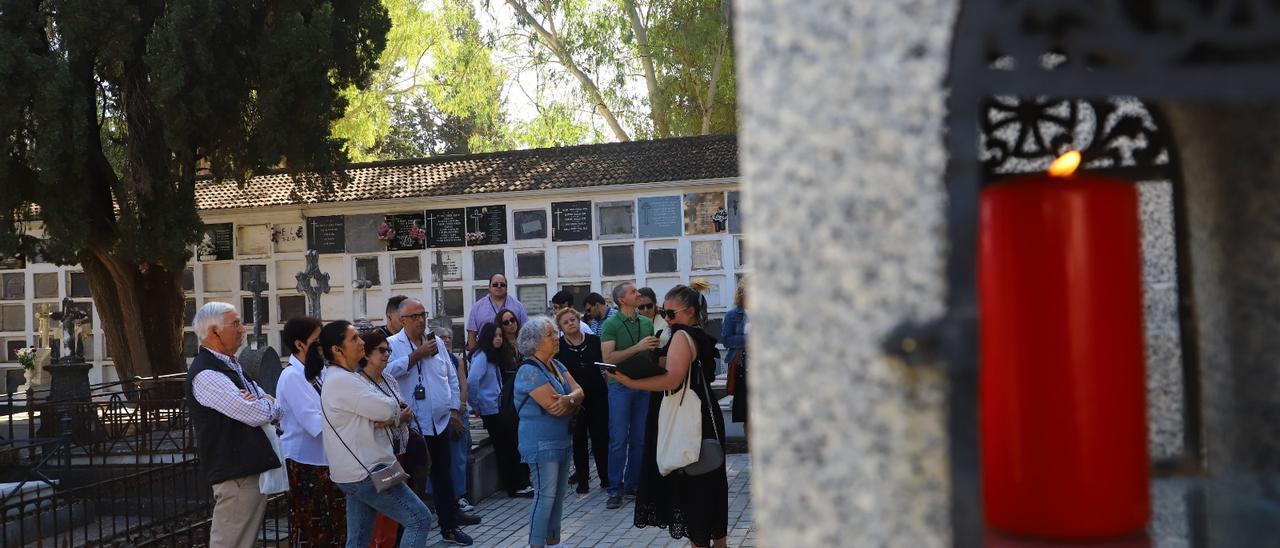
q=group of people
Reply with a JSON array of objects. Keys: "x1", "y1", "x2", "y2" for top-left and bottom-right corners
[{"x1": 185, "y1": 272, "x2": 749, "y2": 548}]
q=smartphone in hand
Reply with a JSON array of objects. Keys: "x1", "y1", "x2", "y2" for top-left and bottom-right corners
[{"x1": 595, "y1": 361, "x2": 620, "y2": 372}]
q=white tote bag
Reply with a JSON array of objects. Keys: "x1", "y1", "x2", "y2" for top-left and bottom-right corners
[
  {"x1": 655, "y1": 363, "x2": 704, "y2": 476},
  {"x1": 258, "y1": 425, "x2": 290, "y2": 494}
]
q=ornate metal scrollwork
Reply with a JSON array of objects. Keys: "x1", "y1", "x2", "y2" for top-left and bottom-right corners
[{"x1": 980, "y1": 96, "x2": 1172, "y2": 178}]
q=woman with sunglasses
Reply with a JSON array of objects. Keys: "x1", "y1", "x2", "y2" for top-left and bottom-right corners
[
  {"x1": 606, "y1": 280, "x2": 729, "y2": 548},
  {"x1": 465, "y1": 274, "x2": 529, "y2": 351},
  {"x1": 362, "y1": 330, "x2": 420, "y2": 547},
  {"x1": 318, "y1": 321, "x2": 434, "y2": 547},
  {"x1": 468, "y1": 321, "x2": 534, "y2": 497}
]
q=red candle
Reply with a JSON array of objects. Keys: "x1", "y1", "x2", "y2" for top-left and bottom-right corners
[{"x1": 979, "y1": 151, "x2": 1150, "y2": 539}]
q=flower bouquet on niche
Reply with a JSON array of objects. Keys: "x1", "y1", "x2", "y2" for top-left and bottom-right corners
[
  {"x1": 15, "y1": 346, "x2": 37, "y2": 370},
  {"x1": 377, "y1": 222, "x2": 397, "y2": 243}
]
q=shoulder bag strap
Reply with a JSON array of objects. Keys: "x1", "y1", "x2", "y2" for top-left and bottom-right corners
[{"x1": 319, "y1": 392, "x2": 374, "y2": 478}]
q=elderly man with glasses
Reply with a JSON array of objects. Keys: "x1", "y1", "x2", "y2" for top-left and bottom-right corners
[
  {"x1": 386, "y1": 298, "x2": 480, "y2": 545},
  {"x1": 465, "y1": 274, "x2": 529, "y2": 351}
]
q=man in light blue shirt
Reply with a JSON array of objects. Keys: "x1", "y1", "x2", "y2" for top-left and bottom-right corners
[{"x1": 386, "y1": 298, "x2": 480, "y2": 542}]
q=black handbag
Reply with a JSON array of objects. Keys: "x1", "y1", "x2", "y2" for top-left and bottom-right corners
[{"x1": 682, "y1": 358, "x2": 724, "y2": 476}]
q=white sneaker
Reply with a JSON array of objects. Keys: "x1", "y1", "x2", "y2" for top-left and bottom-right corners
[
  {"x1": 515, "y1": 485, "x2": 535, "y2": 496},
  {"x1": 456, "y1": 497, "x2": 475, "y2": 512}
]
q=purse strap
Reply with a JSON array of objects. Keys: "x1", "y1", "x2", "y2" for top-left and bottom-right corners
[
  {"x1": 319, "y1": 367, "x2": 397, "y2": 478},
  {"x1": 674, "y1": 329, "x2": 719, "y2": 442}
]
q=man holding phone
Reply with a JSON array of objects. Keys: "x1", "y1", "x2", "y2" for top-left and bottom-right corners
[{"x1": 599, "y1": 282, "x2": 659, "y2": 510}]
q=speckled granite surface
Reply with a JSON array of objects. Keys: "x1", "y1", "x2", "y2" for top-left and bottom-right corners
[
  {"x1": 1138, "y1": 181, "x2": 1186, "y2": 462},
  {"x1": 736, "y1": 0, "x2": 957, "y2": 545}
]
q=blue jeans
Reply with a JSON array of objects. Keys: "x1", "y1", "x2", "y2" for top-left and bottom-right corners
[
  {"x1": 607, "y1": 382, "x2": 649, "y2": 497},
  {"x1": 335, "y1": 470, "x2": 435, "y2": 548},
  {"x1": 529, "y1": 458, "x2": 570, "y2": 545},
  {"x1": 451, "y1": 418, "x2": 471, "y2": 497}
]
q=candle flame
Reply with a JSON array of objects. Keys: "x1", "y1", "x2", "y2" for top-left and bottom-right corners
[{"x1": 1048, "y1": 150, "x2": 1081, "y2": 177}]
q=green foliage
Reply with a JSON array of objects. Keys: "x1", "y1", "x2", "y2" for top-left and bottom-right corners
[{"x1": 0, "y1": 0, "x2": 391, "y2": 268}]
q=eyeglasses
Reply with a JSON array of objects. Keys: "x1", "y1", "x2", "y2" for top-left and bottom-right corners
[
  {"x1": 402, "y1": 312, "x2": 426, "y2": 321},
  {"x1": 501, "y1": 318, "x2": 518, "y2": 326},
  {"x1": 491, "y1": 282, "x2": 507, "y2": 288},
  {"x1": 372, "y1": 347, "x2": 391, "y2": 355},
  {"x1": 661, "y1": 306, "x2": 688, "y2": 320},
  {"x1": 637, "y1": 303, "x2": 655, "y2": 311}
]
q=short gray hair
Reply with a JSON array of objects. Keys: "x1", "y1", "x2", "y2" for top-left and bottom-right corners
[
  {"x1": 516, "y1": 316, "x2": 556, "y2": 356},
  {"x1": 433, "y1": 326, "x2": 452, "y2": 338},
  {"x1": 194, "y1": 302, "x2": 237, "y2": 340},
  {"x1": 398, "y1": 297, "x2": 424, "y2": 315},
  {"x1": 610, "y1": 281, "x2": 633, "y2": 305}
]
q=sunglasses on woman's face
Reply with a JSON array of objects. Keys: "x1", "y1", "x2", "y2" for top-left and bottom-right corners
[
  {"x1": 661, "y1": 307, "x2": 687, "y2": 320},
  {"x1": 502, "y1": 318, "x2": 518, "y2": 326},
  {"x1": 371, "y1": 346, "x2": 391, "y2": 355},
  {"x1": 637, "y1": 303, "x2": 655, "y2": 311}
]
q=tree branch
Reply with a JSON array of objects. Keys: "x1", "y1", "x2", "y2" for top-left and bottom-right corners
[
  {"x1": 702, "y1": 3, "x2": 731, "y2": 135},
  {"x1": 623, "y1": 0, "x2": 669, "y2": 137},
  {"x1": 505, "y1": 0, "x2": 631, "y2": 141}
]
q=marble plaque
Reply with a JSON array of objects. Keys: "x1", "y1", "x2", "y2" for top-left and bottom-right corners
[
  {"x1": 2, "y1": 273, "x2": 23, "y2": 300},
  {"x1": 596, "y1": 201, "x2": 635, "y2": 239},
  {"x1": 551, "y1": 201, "x2": 592, "y2": 242},
  {"x1": 557, "y1": 245, "x2": 591, "y2": 278},
  {"x1": 425, "y1": 208, "x2": 466, "y2": 248},
  {"x1": 466, "y1": 205, "x2": 508, "y2": 246},
  {"x1": 273, "y1": 223, "x2": 307, "y2": 253},
  {"x1": 638, "y1": 196, "x2": 683, "y2": 238},
  {"x1": 601, "y1": 244, "x2": 635, "y2": 276},
  {"x1": 517, "y1": 251, "x2": 546, "y2": 278},
  {"x1": 67, "y1": 272, "x2": 91, "y2": 298},
  {"x1": 393, "y1": 256, "x2": 421, "y2": 284},
  {"x1": 276, "y1": 260, "x2": 304, "y2": 289},
  {"x1": 34, "y1": 273, "x2": 57, "y2": 299},
  {"x1": 683, "y1": 192, "x2": 728, "y2": 235},
  {"x1": 691, "y1": 240, "x2": 723, "y2": 270},
  {"x1": 431, "y1": 250, "x2": 462, "y2": 282},
  {"x1": 517, "y1": 285, "x2": 548, "y2": 316},
  {"x1": 306, "y1": 216, "x2": 345, "y2": 254},
  {"x1": 344, "y1": 214, "x2": 385, "y2": 253},
  {"x1": 320, "y1": 257, "x2": 348, "y2": 287},
  {"x1": 204, "y1": 263, "x2": 236, "y2": 293},
  {"x1": 237, "y1": 224, "x2": 272, "y2": 257},
  {"x1": 1, "y1": 305, "x2": 24, "y2": 331},
  {"x1": 698, "y1": 275, "x2": 726, "y2": 309},
  {"x1": 320, "y1": 291, "x2": 346, "y2": 321},
  {"x1": 514, "y1": 210, "x2": 548, "y2": 240},
  {"x1": 727, "y1": 191, "x2": 743, "y2": 234},
  {"x1": 198, "y1": 223, "x2": 234, "y2": 261},
  {"x1": 386, "y1": 214, "x2": 427, "y2": 251}
]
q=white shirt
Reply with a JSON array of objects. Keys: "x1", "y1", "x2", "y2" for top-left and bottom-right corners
[
  {"x1": 385, "y1": 330, "x2": 459, "y2": 436},
  {"x1": 320, "y1": 365, "x2": 400, "y2": 484},
  {"x1": 276, "y1": 355, "x2": 327, "y2": 466}
]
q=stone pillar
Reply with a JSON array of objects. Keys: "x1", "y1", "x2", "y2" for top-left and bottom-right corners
[
  {"x1": 736, "y1": 1, "x2": 957, "y2": 545},
  {"x1": 1162, "y1": 103, "x2": 1280, "y2": 474}
]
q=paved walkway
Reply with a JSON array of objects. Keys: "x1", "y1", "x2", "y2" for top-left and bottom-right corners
[{"x1": 429, "y1": 454, "x2": 754, "y2": 547}]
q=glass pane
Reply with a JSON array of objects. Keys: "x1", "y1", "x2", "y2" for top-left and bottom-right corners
[
  {"x1": 516, "y1": 252, "x2": 546, "y2": 278},
  {"x1": 394, "y1": 256, "x2": 421, "y2": 284},
  {"x1": 240, "y1": 264, "x2": 268, "y2": 292},
  {"x1": 182, "y1": 268, "x2": 195, "y2": 291},
  {"x1": 2, "y1": 273, "x2": 24, "y2": 300},
  {"x1": 1, "y1": 305, "x2": 23, "y2": 331},
  {"x1": 597, "y1": 202, "x2": 635, "y2": 238},
  {"x1": 513, "y1": 210, "x2": 548, "y2": 240},
  {"x1": 435, "y1": 288, "x2": 464, "y2": 318},
  {"x1": 67, "y1": 272, "x2": 91, "y2": 298},
  {"x1": 601, "y1": 245, "x2": 635, "y2": 276},
  {"x1": 472, "y1": 250, "x2": 505, "y2": 280},
  {"x1": 517, "y1": 285, "x2": 548, "y2": 316},
  {"x1": 242, "y1": 296, "x2": 270, "y2": 325},
  {"x1": 34, "y1": 273, "x2": 58, "y2": 298},
  {"x1": 559, "y1": 283, "x2": 591, "y2": 310},
  {"x1": 648, "y1": 248, "x2": 678, "y2": 273},
  {"x1": 279, "y1": 295, "x2": 306, "y2": 323},
  {"x1": 355, "y1": 257, "x2": 381, "y2": 286}
]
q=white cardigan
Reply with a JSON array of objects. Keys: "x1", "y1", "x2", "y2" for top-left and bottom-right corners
[{"x1": 320, "y1": 365, "x2": 400, "y2": 484}]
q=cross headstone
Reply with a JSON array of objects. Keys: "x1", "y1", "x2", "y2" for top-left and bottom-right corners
[
  {"x1": 246, "y1": 274, "x2": 269, "y2": 349},
  {"x1": 35, "y1": 311, "x2": 52, "y2": 350},
  {"x1": 430, "y1": 251, "x2": 453, "y2": 331},
  {"x1": 353, "y1": 278, "x2": 374, "y2": 332},
  {"x1": 50, "y1": 297, "x2": 87, "y2": 363},
  {"x1": 295, "y1": 249, "x2": 331, "y2": 319}
]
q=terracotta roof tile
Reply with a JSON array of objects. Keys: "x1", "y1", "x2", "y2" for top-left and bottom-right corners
[{"x1": 194, "y1": 134, "x2": 738, "y2": 211}]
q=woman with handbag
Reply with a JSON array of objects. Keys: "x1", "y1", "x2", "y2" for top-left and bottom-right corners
[
  {"x1": 513, "y1": 316, "x2": 584, "y2": 548},
  {"x1": 361, "y1": 330, "x2": 421, "y2": 548},
  {"x1": 277, "y1": 316, "x2": 347, "y2": 546},
  {"x1": 318, "y1": 320, "x2": 434, "y2": 548},
  {"x1": 468, "y1": 321, "x2": 533, "y2": 497},
  {"x1": 607, "y1": 280, "x2": 729, "y2": 548}
]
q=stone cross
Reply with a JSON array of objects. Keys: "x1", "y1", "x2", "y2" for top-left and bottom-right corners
[
  {"x1": 246, "y1": 275, "x2": 269, "y2": 348},
  {"x1": 430, "y1": 251, "x2": 453, "y2": 330},
  {"x1": 49, "y1": 297, "x2": 87, "y2": 362},
  {"x1": 295, "y1": 249, "x2": 331, "y2": 319},
  {"x1": 353, "y1": 278, "x2": 374, "y2": 332}
]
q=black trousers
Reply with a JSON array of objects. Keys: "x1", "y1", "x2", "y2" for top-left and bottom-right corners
[
  {"x1": 572, "y1": 386, "x2": 609, "y2": 486},
  {"x1": 423, "y1": 432, "x2": 458, "y2": 531},
  {"x1": 481, "y1": 413, "x2": 530, "y2": 494}
]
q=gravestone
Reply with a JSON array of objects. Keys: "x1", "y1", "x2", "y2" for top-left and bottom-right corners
[
  {"x1": 513, "y1": 210, "x2": 548, "y2": 240},
  {"x1": 236, "y1": 224, "x2": 272, "y2": 257},
  {"x1": 198, "y1": 223, "x2": 234, "y2": 261},
  {"x1": 41, "y1": 297, "x2": 96, "y2": 441},
  {"x1": 648, "y1": 248, "x2": 678, "y2": 273},
  {"x1": 385, "y1": 214, "x2": 427, "y2": 250},
  {"x1": 466, "y1": 205, "x2": 508, "y2": 246},
  {"x1": 683, "y1": 192, "x2": 728, "y2": 235},
  {"x1": 551, "y1": 201, "x2": 592, "y2": 241},
  {"x1": 425, "y1": 208, "x2": 466, "y2": 248},
  {"x1": 596, "y1": 201, "x2": 635, "y2": 239},
  {"x1": 306, "y1": 216, "x2": 346, "y2": 254},
  {"x1": 727, "y1": 191, "x2": 743, "y2": 234},
  {"x1": 238, "y1": 346, "x2": 282, "y2": 397},
  {"x1": 638, "y1": 196, "x2": 683, "y2": 238},
  {"x1": 344, "y1": 214, "x2": 385, "y2": 253},
  {"x1": 353, "y1": 279, "x2": 374, "y2": 332}
]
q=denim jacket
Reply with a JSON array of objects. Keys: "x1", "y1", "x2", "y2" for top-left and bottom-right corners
[
  {"x1": 721, "y1": 307, "x2": 748, "y2": 363},
  {"x1": 467, "y1": 352, "x2": 504, "y2": 416}
]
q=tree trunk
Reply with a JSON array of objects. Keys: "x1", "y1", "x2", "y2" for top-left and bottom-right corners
[
  {"x1": 80, "y1": 243, "x2": 186, "y2": 381},
  {"x1": 623, "y1": 0, "x2": 670, "y2": 138}
]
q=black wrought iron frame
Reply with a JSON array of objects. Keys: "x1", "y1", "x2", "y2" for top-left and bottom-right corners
[{"x1": 944, "y1": 1, "x2": 1280, "y2": 545}]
